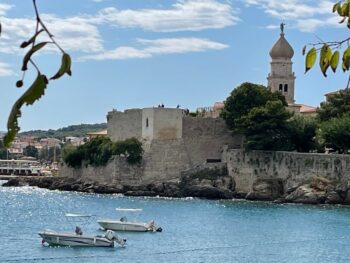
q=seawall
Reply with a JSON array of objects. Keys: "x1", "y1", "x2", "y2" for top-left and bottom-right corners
[{"x1": 225, "y1": 150, "x2": 350, "y2": 193}]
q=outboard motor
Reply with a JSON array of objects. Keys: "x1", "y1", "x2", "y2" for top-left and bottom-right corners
[{"x1": 105, "y1": 230, "x2": 127, "y2": 246}]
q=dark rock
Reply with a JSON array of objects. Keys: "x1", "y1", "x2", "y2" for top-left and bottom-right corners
[
  {"x1": 286, "y1": 185, "x2": 299, "y2": 194},
  {"x1": 124, "y1": 190, "x2": 157, "y2": 197},
  {"x1": 234, "y1": 192, "x2": 247, "y2": 199},
  {"x1": 325, "y1": 191, "x2": 343, "y2": 204},
  {"x1": 246, "y1": 178, "x2": 284, "y2": 201},
  {"x1": 273, "y1": 197, "x2": 286, "y2": 203},
  {"x1": 2, "y1": 178, "x2": 24, "y2": 187},
  {"x1": 285, "y1": 184, "x2": 326, "y2": 204},
  {"x1": 183, "y1": 185, "x2": 233, "y2": 199},
  {"x1": 343, "y1": 190, "x2": 350, "y2": 205}
]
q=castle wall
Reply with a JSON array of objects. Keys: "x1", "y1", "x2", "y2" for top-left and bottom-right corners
[
  {"x1": 61, "y1": 157, "x2": 143, "y2": 186},
  {"x1": 182, "y1": 117, "x2": 242, "y2": 165},
  {"x1": 225, "y1": 149, "x2": 350, "y2": 193},
  {"x1": 152, "y1": 108, "x2": 183, "y2": 140},
  {"x1": 142, "y1": 108, "x2": 154, "y2": 141},
  {"x1": 107, "y1": 109, "x2": 142, "y2": 142}
]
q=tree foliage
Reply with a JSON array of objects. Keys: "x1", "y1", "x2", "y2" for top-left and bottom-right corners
[
  {"x1": 236, "y1": 100, "x2": 293, "y2": 151},
  {"x1": 288, "y1": 115, "x2": 318, "y2": 153},
  {"x1": 221, "y1": 82, "x2": 287, "y2": 130},
  {"x1": 23, "y1": 145, "x2": 38, "y2": 158},
  {"x1": 222, "y1": 83, "x2": 294, "y2": 151},
  {"x1": 317, "y1": 89, "x2": 350, "y2": 122},
  {"x1": 0, "y1": 140, "x2": 7, "y2": 159},
  {"x1": 318, "y1": 113, "x2": 350, "y2": 153},
  {"x1": 1, "y1": 0, "x2": 72, "y2": 147},
  {"x1": 64, "y1": 137, "x2": 143, "y2": 168},
  {"x1": 304, "y1": 1, "x2": 350, "y2": 83}
]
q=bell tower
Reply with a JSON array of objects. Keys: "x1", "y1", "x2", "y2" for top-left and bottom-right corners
[{"x1": 267, "y1": 23, "x2": 295, "y2": 104}]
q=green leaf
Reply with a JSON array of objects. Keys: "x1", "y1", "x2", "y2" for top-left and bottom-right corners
[
  {"x1": 21, "y1": 42, "x2": 48, "y2": 71},
  {"x1": 50, "y1": 53, "x2": 72, "y2": 80},
  {"x1": 330, "y1": 50, "x2": 340, "y2": 73},
  {"x1": 342, "y1": 46, "x2": 350, "y2": 71},
  {"x1": 319, "y1": 44, "x2": 332, "y2": 77},
  {"x1": 20, "y1": 29, "x2": 44, "y2": 49},
  {"x1": 341, "y1": 2, "x2": 349, "y2": 16},
  {"x1": 305, "y1": 47, "x2": 316, "y2": 73},
  {"x1": 3, "y1": 74, "x2": 48, "y2": 147},
  {"x1": 333, "y1": 2, "x2": 341, "y2": 13}
]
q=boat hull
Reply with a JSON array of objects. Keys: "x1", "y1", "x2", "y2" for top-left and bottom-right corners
[
  {"x1": 97, "y1": 220, "x2": 150, "y2": 232},
  {"x1": 39, "y1": 231, "x2": 115, "y2": 247}
]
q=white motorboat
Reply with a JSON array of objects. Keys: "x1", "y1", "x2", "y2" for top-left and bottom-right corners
[
  {"x1": 39, "y1": 213, "x2": 126, "y2": 247},
  {"x1": 97, "y1": 208, "x2": 162, "y2": 232}
]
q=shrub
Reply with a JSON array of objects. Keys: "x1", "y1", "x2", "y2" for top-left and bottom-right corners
[{"x1": 63, "y1": 137, "x2": 143, "y2": 168}]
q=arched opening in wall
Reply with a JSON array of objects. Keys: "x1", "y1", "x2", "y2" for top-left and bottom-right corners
[
  {"x1": 146, "y1": 118, "x2": 149, "y2": 128},
  {"x1": 279, "y1": 84, "x2": 283, "y2": 92},
  {"x1": 284, "y1": 84, "x2": 288, "y2": 92}
]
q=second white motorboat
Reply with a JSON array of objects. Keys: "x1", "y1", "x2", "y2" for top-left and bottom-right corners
[
  {"x1": 39, "y1": 213, "x2": 126, "y2": 247},
  {"x1": 97, "y1": 208, "x2": 162, "y2": 232}
]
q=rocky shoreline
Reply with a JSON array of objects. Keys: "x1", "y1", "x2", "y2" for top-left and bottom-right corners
[{"x1": 2, "y1": 174, "x2": 350, "y2": 206}]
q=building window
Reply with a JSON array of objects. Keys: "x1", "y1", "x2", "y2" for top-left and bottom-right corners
[
  {"x1": 279, "y1": 84, "x2": 283, "y2": 92},
  {"x1": 146, "y1": 118, "x2": 149, "y2": 128},
  {"x1": 284, "y1": 84, "x2": 288, "y2": 92}
]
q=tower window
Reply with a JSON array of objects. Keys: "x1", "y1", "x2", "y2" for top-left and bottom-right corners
[
  {"x1": 284, "y1": 84, "x2": 288, "y2": 92},
  {"x1": 279, "y1": 84, "x2": 283, "y2": 92},
  {"x1": 146, "y1": 118, "x2": 149, "y2": 128}
]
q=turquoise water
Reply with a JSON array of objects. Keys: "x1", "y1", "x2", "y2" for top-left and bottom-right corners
[{"x1": 2, "y1": 183, "x2": 350, "y2": 263}]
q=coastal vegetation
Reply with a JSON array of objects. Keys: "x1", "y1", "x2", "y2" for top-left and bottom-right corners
[
  {"x1": 222, "y1": 83, "x2": 350, "y2": 154},
  {"x1": 19, "y1": 123, "x2": 107, "y2": 139},
  {"x1": 221, "y1": 83, "x2": 293, "y2": 151},
  {"x1": 63, "y1": 137, "x2": 143, "y2": 168}
]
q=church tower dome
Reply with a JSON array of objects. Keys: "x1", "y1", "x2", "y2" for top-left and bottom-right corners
[
  {"x1": 269, "y1": 33, "x2": 294, "y2": 59},
  {"x1": 267, "y1": 23, "x2": 296, "y2": 104}
]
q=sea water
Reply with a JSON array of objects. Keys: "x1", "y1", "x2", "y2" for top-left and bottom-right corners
[{"x1": 1, "y1": 182, "x2": 350, "y2": 263}]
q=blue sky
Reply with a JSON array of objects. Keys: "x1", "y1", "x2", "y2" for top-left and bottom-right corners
[{"x1": 0, "y1": 0, "x2": 348, "y2": 131}]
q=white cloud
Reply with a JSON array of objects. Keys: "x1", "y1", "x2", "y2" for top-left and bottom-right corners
[
  {"x1": 0, "y1": 14, "x2": 104, "y2": 54},
  {"x1": 0, "y1": 62, "x2": 14, "y2": 76},
  {"x1": 0, "y1": 3, "x2": 13, "y2": 16},
  {"x1": 80, "y1": 37, "x2": 228, "y2": 61},
  {"x1": 243, "y1": 0, "x2": 337, "y2": 32},
  {"x1": 0, "y1": 1, "x2": 233, "y2": 60},
  {"x1": 141, "y1": 38, "x2": 228, "y2": 54},
  {"x1": 96, "y1": 0, "x2": 238, "y2": 32}
]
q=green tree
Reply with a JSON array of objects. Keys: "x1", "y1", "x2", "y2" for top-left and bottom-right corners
[
  {"x1": 0, "y1": 140, "x2": 7, "y2": 159},
  {"x1": 318, "y1": 114, "x2": 350, "y2": 153},
  {"x1": 221, "y1": 82, "x2": 287, "y2": 130},
  {"x1": 236, "y1": 100, "x2": 293, "y2": 151},
  {"x1": 23, "y1": 145, "x2": 38, "y2": 158},
  {"x1": 317, "y1": 89, "x2": 350, "y2": 122},
  {"x1": 288, "y1": 115, "x2": 318, "y2": 152},
  {"x1": 63, "y1": 137, "x2": 143, "y2": 168}
]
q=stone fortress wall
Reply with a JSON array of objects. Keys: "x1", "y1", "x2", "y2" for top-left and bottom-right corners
[
  {"x1": 66, "y1": 107, "x2": 242, "y2": 184},
  {"x1": 64, "y1": 106, "x2": 350, "y2": 198},
  {"x1": 225, "y1": 149, "x2": 350, "y2": 194}
]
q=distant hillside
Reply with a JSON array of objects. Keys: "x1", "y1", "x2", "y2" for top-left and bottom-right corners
[{"x1": 19, "y1": 123, "x2": 107, "y2": 139}]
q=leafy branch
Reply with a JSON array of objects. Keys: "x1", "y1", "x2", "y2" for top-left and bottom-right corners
[
  {"x1": 303, "y1": 1, "x2": 350, "y2": 87},
  {"x1": 2, "y1": 0, "x2": 72, "y2": 147}
]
